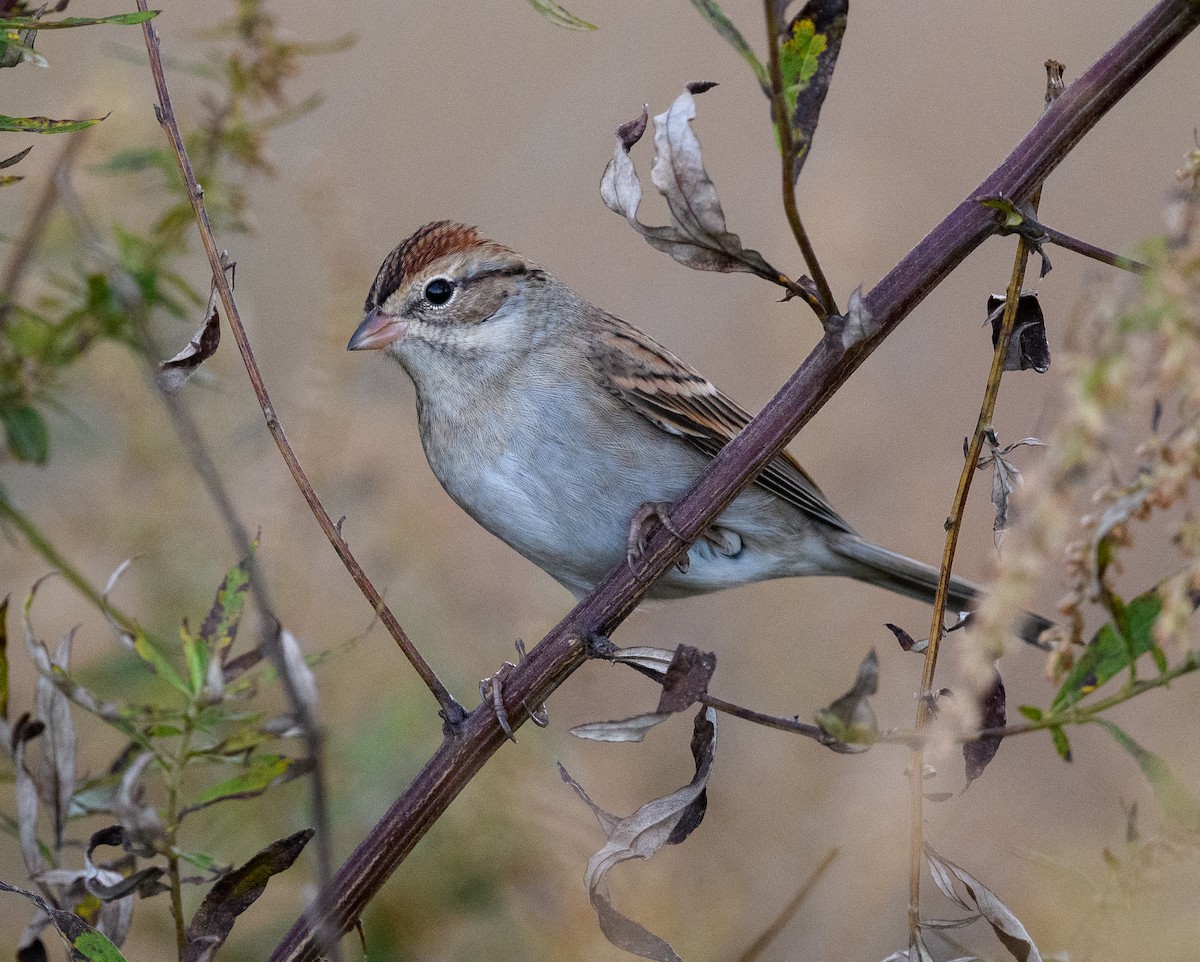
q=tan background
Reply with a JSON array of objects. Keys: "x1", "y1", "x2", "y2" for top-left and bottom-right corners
[{"x1": 2, "y1": 1, "x2": 1199, "y2": 959}]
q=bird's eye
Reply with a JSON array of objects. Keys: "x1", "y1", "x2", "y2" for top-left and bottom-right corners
[{"x1": 423, "y1": 277, "x2": 455, "y2": 306}]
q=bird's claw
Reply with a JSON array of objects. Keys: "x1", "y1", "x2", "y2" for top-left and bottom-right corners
[
  {"x1": 479, "y1": 639, "x2": 549, "y2": 742},
  {"x1": 480, "y1": 663, "x2": 517, "y2": 743},
  {"x1": 626, "y1": 501, "x2": 690, "y2": 576}
]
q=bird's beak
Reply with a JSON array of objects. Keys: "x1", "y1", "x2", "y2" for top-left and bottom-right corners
[{"x1": 347, "y1": 307, "x2": 409, "y2": 351}]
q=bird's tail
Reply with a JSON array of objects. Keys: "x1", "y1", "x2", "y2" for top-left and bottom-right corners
[{"x1": 830, "y1": 535, "x2": 1052, "y2": 648}]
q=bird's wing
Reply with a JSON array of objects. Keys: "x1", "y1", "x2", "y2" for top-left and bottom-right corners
[{"x1": 589, "y1": 315, "x2": 856, "y2": 535}]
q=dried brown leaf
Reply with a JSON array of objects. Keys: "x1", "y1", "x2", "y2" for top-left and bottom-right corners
[
  {"x1": 183, "y1": 829, "x2": 314, "y2": 962},
  {"x1": 158, "y1": 309, "x2": 220, "y2": 394},
  {"x1": 963, "y1": 669, "x2": 1006, "y2": 787},
  {"x1": 560, "y1": 708, "x2": 718, "y2": 961},
  {"x1": 601, "y1": 85, "x2": 785, "y2": 286},
  {"x1": 987, "y1": 292, "x2": 1051, "y2": 373},
  {"x1": 924, "y1": 845, "x2": 1044, "y2": 962}
]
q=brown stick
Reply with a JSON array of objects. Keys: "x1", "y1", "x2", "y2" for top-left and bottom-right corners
[
  {"x1": 270, "y1": 4, "x2": 1200, "y2": 959},
  {"x1": 0, "y1": 130, "x2": 89, "y2": 328}
]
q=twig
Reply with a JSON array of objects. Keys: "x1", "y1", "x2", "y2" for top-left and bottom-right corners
[
  {"x1": 738, "y1": 848, "x2": 839, "y2": 962},
  {"x1": 133, "y1": 5, "x2": 464, "y2": 731},
  {"x1": 763, "y1": 0, "x2": 837, "y2": 319},
  {"x1": 270, "y1": 5, "x2": 1200, "y2": 958},
  {"x1": 0, "y1": 489, "x2": 139, "y2": 636},
  {"x1": 905, "y1": 59, "x2": 1064, "y2": 944},
  {"x1": 0, "y1": 129, "x2": 89, "y2": 329},
  {"x1": 133, "y1": 9, "x2": 452, "y2": 960},
  {"x1": 1036, "y1": 221, "x2": 1149, "y2": 273},
  {"x1": 700, "y1": 692, "x2": 830, "y2": 741}
]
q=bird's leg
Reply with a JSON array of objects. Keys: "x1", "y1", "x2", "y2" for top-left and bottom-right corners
[{"x1": 626, "y1": 501, "x2": 690, "y2": 575}]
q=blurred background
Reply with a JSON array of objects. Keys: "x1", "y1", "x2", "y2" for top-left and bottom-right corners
[{"x1": 2, "y1": 1, "x2": 1198, "y2": 959}]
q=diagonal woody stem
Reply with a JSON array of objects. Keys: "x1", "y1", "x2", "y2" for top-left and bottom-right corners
[{"x1": 271, "y1": 4, "x2": 1200, "y2": 959}]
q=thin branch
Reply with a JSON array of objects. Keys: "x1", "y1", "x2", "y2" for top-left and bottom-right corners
[
  {"x1": 1038, "y1": 221, "x2": 1150, "y2": 273},
  {"x1": 0, "y1": 129, "x2": 89, "y2": 329},
  {"x1": 738, "y1": 847, "x2": 839, "y2": 962},
  {"x1": 700, "y1": 691, "x2": 829, "y2": 741},
  {"x1": 763, "y1": 0, "x2": 837, "y2": 319},
  {"x1": 132, "y1": 5, "x2": 464, "y2": 731},
  {"x1": 0, "y1": 489, "x2": 140, "y2": 637},
  {"x1": 270, "y1": 5, "x2": 1200, "y2": 958},
  {"x1": 906, "y1": 59, "x2": 1063, "y2": 943}
]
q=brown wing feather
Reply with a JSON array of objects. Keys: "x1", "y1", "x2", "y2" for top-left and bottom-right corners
[{"x1": 589, "y1": 316, "x2": 856, "y2": 535}]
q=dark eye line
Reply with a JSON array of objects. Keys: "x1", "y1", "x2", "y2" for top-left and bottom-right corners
[{"x1": 415, "y1": 264, "x2": 537, "y2": 321}]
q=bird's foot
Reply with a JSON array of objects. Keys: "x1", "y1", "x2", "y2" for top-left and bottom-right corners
[
  {"x1": 626, "y1": 501, "x2": 689, "y2": 576},
  {"x1": 479, "y1": 639, "x2": 548, "y2": 742}
]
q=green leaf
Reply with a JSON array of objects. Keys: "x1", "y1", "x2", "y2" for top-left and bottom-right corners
[
  {"x1": 525, "y1": 0, "x2": 597, "y2": 30},
  {"x1": 814, "y1": 649, "x2": 878, "y2": 750},
  {"x1": 1018, "y1": 705, "x2": 1043, "y2": 721},
  {"x1": 133, "y1": 631, "x2": 191, "y2": 696},
  {"x1": 0, "y1": 174, "x2": 23, "y2": 186},
  {"x1": 0, "y1": 113, "x2": 108, "y2": 133},
  {"x1": 176, "y1": 848, "x2": 226, "y2": 875},
  {"x1": 0, "y1": 12, "x2": 158, "y2": 29},
  {"x1": 2, "y1": 403, "x2": 49, "y2": 462},
  {"x1": 183, "y1": 753, "x2": 310, "y2": 816},
  {"x1": 183, "y1": 628, "x2": 207, "y2": 695},
  {"x1": 1051, "y1": 586, "x2": 1163, "y2": 712},
  {"x1": 1097, "y1": 719, "x2": 1200, "y2": 831},
  {"x1": 779, "y1": 18, "x2": 825, "y2": 111},
  {"x1": 93, "y1": 146, "x2": 172, "y2": 174},
  {"x1": 72, "y1": 928, "x2": 128, "y2": 961},
  {"x1": 690, "y1": 0, "x2": 767, "y2": 89},
  {"x1": 1050, "y1": 725, "x2": 1072, "y2": 762},
  {"x1": 978, "y1": 195, "x2": 1026, "y2": 228}
]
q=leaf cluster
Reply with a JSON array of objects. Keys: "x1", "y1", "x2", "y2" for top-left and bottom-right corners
[
  {"x1": 0, "y1": 547, "x2": 319, "y2": 959},
  {"x1": 0, "y1": 0, "x2": 334, "y2": 465}
]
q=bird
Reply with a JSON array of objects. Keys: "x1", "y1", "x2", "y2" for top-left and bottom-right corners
[{"x1": 348, "y1": 221, "x2": 1050, "y2": 645}]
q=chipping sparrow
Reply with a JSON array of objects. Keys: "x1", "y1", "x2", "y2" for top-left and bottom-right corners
[{"x1": 349, "y1": 222, "x2": 1049, "y2": 644}]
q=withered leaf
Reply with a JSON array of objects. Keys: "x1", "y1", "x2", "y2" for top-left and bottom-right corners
[
  {"x1": 0, "y1": 145, "x2": 33, "y2": 169},
  {"x1": 0, "y1": 879, "x2": 127, "y2": 962},
  {"x1": 571, "y1": 713, "x2": 671, "y2": 743},
  {"x1": 11, "y1": 714, "x2": 48, "y2": 876},
  {"x1": 815, "y1": 649, "x2": 878, "y2": 751},
  {"x1": 656, "y1": 644, "x2": 716, "y2": 715},
  {"x1": 158, "y1": 309, "x2": 220, "y2": 394},
  {"x1": 600, "y1": 84, "x2": 787, "y2": 286},
  {"x1": 85, "y1": 826, "x2": 168, "y2": 901},
  {"x1": 987, "y1": 292, "x2": 1050, "y2": 373},
  {"x1": 963, "y1": 669, "x2": 1006, "y2": 788},
  {"x1": 884, "y1": 623, "x2": 922, "y2": 653},
  {"x1": 35, "y1": 627, "x2": 77, "y2": 852},
  {"x1": 924, "y1": 845, "x2": 1044, "y2": 962},
  {"x1": 560, "y1": 708, "x2": 717, "y2": 962},
  {"x1": 977, "y1": 434, "x2": 1044, "y2": 546},
  {"x1": 828, "y1": 286, "x2": 877, "y2": 351},
  {"x1": 183, "y1": 829, "x2": 314, "y2": 962}
]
